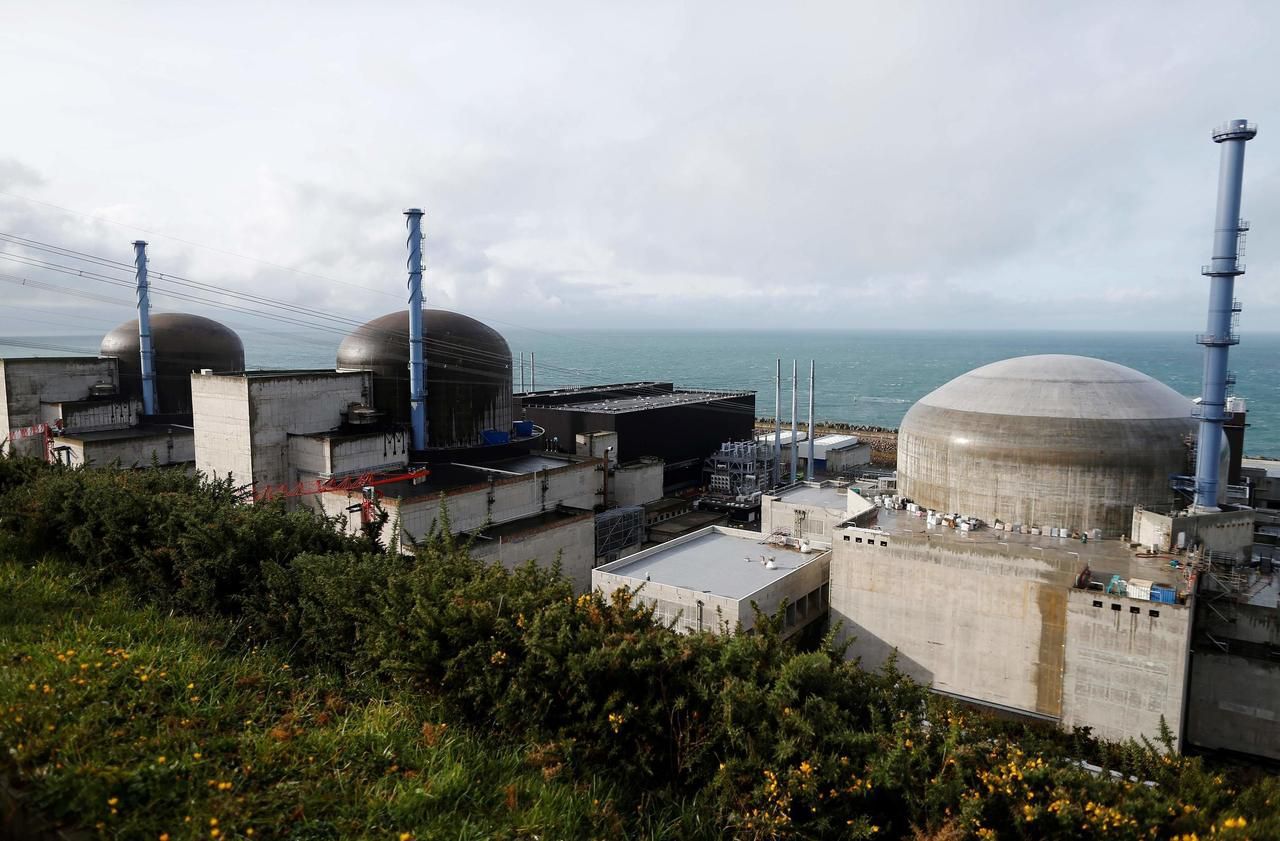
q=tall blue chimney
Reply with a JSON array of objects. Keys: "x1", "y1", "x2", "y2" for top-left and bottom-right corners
[
  {"x1": 1192, "y1": 119, "x2": 1256, "y2": 510},
  {"x1": 404, "y1": 208, "x2": 427, "y2": 451},
  {"x1": 133, "y1": 240, "x2": 157, "y2": 415}
]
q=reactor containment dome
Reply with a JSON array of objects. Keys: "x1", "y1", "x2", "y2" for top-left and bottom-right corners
[
  {"x1": 896, "y1": 354, "x2": 1198, "y2": 536},
  {"x1": 336, "y1": 309, "x2": 513, "y2": 450},
  {"x1": 101, "y1": 313, "x2": 245, "y2": 415}
]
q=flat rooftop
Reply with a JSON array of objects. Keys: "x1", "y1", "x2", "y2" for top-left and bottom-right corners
[
  {"x1": 855, "y1": 506, "x2": 1178, "y2": 584},
  {"x1": 1243, "y1": 457, "x2": 1280, "y2": 479},
  {"x1": 57, "y1": 424, "x2": 193, "y2": 443},
  {"x1": 535, "y1": 390, "x2": 754, "y2": 414},
  {"x1": 465, "y1": 506, "x2": 592, "y2": 541},
  {"x1": 772, "y1": 483, "x2": 849, "y2": 510},
  {"x1": 600, "y1": 526, "x2": 827, "y2": 600},
  {"x1": 374, "y1": 453, "x2": 587, "y2": 499}
]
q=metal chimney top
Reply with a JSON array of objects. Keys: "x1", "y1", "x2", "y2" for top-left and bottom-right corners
[{"x1": 1213, "y1": 120, "x2": 1257, "y2": 142}]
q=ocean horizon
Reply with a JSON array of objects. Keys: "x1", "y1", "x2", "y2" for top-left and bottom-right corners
[{"x1": 6, "y1": 326, "x2": 1278, "y2": 458}]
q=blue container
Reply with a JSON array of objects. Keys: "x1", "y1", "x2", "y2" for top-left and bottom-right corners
[
  {"x1": 481, "y1": 429, "x2": 511, "y2": 445},
  {"x1": 513, "y1": 420, "x2": 534, "y2": 437},
  {"x1": 1150, "y1": 585, "x2": 1176, "y2": 604}
]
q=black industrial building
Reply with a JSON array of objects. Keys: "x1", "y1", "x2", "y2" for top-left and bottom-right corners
[{"x1": 516, "y1": 382, "x2": 755, "y2": 491}]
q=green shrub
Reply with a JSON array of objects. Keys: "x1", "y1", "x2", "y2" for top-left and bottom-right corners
[{"x1": 2, "y1": 457, "x2": 1278, "y2": 840}]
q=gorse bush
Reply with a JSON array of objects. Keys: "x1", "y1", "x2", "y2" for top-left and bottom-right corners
[{"x1": 1, "y1": 458, "x2": 1276, "y2": 840}]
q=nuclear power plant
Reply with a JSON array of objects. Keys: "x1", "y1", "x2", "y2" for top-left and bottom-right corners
[{"x1": 0, "y1": 119, "x2": 1276, "y2": 761}]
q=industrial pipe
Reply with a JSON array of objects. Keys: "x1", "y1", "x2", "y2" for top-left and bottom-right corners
[
  {"x1": 404, "y1": 208, "x2": 427, "y2": 451},
  {"x1": 1193, "y1": 119, "x2": 1256, "y2": 511},
  {"x1": 773, "y1": 358, "x2": 781, "y2": 487},
  {"x1": 807, "y1": 360, "x2": 815, "y2": 481},
  {"x1": 790, "y1": 359, "x2": 798, "y2": 483},
  {"x1": 133, "y1": 240, "x2": 157, "y2": 415}
]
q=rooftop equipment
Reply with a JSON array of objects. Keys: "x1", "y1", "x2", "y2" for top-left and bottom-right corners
[
  {"x1": 404, "y1": 208, "x2": 427, "y2": 451},
  {"x1": 1193, "y1": 119, "x2": 1257, "y2": 511},
  {"x1": 133, "y1": 240, "x2": 157, "y2": 415}
]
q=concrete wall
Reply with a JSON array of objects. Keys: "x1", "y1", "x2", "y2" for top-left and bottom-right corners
[
  {"x1": 1186, "y1": 652, "x2": 1280, "y2": 760},
  {"x1": 827, "y1": 442, "x2": 872, "y2": 473},
  {"x1": 830, "y1": 528, "x2": 1070, "y2": 718},
  {"x1": 192, "y1": 371, "x2": 369, "y2": 491},
  {"x1": 1185, "y1": 593, "x2": 1280, "y2": 760},
  {"x1": 740, "y1": 551, "x2": 830, "y2": 634},
  {"x1": 471, "y1": 513, "x2": 596, "y2": 592},
  {"x1": 287, "y1": 430, "x2": 411, "y2": 479},
  {"x1": 1131, "y1": 507, "x2": 1254, "y2": 560},
  {"x1": 335, "y1": 459, "x2": 601, "y2": 548},
  {"x1": 593, "y1": 562, "x2": 739, "y2": 634},
  {"x1": 60, "y1": 428, "x2": 195, "y2": 469},
  {"x1": 330, "y1": 431, "x2": 409, "y2": 476},
  {"x1": 192, "y1": 373, "x2": 253, "y2": 484},
  {"x1": 1, "y1": 358, "x2": 117, "y2": 457},
  {"x1": 762, "y1": 497, "x2": 845, "y2": 542},
  {"x1": 44, "y1": 397, "x2": 140, "y2": 433},
  {"x1": 1060, "y1": 589, "x2": 1192, "y2": 749},
  {"x1": 592, "y1": 527, "x2": 829, "y2": 638},
  {"x1": 611, "y1": 458, "x2": 663, "y2": 508},
  {"x1": 576, "y1": 430, "x2": 618, "y2": 463},
  {"x1": 245, "y1": 373, "x2": 368, "y2": 489}
]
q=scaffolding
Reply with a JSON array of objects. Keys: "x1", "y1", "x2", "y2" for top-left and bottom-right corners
[
  {"x1": 595, "y1": 505, "x2": 645, "y2": 558},
  {"x1": 704, "y1": 440, "x2": 775, "y2": 498}
]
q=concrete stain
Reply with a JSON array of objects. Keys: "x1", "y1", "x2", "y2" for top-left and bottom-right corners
[{"x1": 1035, "y1": 585, "x2": 1068, "y2": 716}]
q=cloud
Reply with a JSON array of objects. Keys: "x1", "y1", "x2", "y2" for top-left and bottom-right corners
[
  {"x1": 0, "y1": 159, "x2": 45, "y2": 191},
  {"x1": 0, "y1": 1, "x2": 1276, "y2": 338}
]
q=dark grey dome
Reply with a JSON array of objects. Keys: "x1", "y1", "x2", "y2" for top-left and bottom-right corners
[
  {"x1": 101, "y1": 313, "x2": 244, "y2": 415},
  {"x1": 897, "y1": 355, "x2": 1200, "y2": 536},
  {"x1": 336, "y1": 309, "x2": 512, "y2": 449}
]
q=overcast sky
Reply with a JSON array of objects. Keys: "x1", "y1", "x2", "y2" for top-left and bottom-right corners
[{"x1": 1, "y1": 1, "x2": 1277, "y2": 342}]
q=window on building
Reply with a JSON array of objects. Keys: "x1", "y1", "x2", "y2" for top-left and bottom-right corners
[
  {"x1": 1111, "y1": 603, "x2": 1121, "y2": 611},
  {"x1": 786, "y1": 602, "x2": 797, "y2": 628},
  {"x1": 1149, "y1": 609, "x2": 1160, "y2": 618}
]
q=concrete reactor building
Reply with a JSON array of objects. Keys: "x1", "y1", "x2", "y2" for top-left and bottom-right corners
[
  {"x1": 896, "y1": 355, "x2": 1199, "y2": 537},
  {"x1": 823, "y1": 119, "x2": 1277, "y2": 760}
]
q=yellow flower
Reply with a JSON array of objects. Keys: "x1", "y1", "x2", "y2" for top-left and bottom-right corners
[
  {"x1": 193, "y1": 752, "x2": 202, "y2": 760},
  {"x1": 107, "y1": 797, "x2": 119, "y2": 807},
  {"x1": 140, "y1": 674, "x2": 150, "y2": 682},
  {"x1": 160, "y1": 835, "x2": 170, "y2": 841},
  {"x1": 210, "y1": 818, "x2": 218, "y2": 826},
  {"x1": 157, "y1": 756, "x2": 166, "y2": 764},
  {"x1": 400, "y1": 834, "x2": 413, "y2": 841}
]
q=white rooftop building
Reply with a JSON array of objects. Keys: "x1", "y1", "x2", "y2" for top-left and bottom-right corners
[{"x1": 592, "y1": 525, "x2": 830, "y2": 638}]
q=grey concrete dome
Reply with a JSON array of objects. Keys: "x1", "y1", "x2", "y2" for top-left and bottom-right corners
[
  {"x1": 101, "y1": 313, "x2": 244, "y2": 415},
  {"x1": 336, "y1": 309, "x2": 512, "y2": 449},
  {"x1": 896, "y1": 355, "x2": 1197, "y2": 536}
]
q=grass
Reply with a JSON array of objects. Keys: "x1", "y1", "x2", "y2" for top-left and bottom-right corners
[{"x1": 0, "y1": 558, "x2": 689, "y2": 841}]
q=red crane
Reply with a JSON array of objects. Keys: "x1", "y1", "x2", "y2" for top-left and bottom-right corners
[{"x1": 249, "y1": 467, "x2": 430, "y2": 524}]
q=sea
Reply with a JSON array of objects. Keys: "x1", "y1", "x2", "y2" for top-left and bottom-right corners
[{"x1": 10, "y1": 328, "x2": 1280, "y2": 458}]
